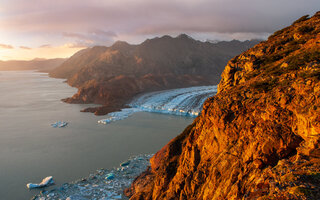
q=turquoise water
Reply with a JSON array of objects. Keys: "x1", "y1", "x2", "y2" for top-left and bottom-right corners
[{"x1": 0, "y1": 71, "x2": 193, "y2": 200}]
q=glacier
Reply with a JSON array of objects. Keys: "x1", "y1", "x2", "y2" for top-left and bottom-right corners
[
  {"x1": 98, "y1": 108, "x2": 140, "y2": 124},
  {"x1": 98, "y1": 85, "x2": 217, "y2": 124},
  {"x1": 130, "y1": 85, "x2": 217, "y2": 117}
]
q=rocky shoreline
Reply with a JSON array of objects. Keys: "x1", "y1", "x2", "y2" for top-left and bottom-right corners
[{"x1": 32, "y1": 155, "x2": 153, "y2": 200}]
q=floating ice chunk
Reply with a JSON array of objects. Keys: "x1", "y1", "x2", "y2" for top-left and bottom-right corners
[
  {"x1": 51, "y1": 123, "x2": 58, "y2": 128},
  {"x1": 58, "y1": 121, "x2": 68, "y2": 128},
  {"x1": 105, "y1": 173, "x2": 115, "y2": 180},
  {"x1": 27, "y1": 176, "x2": 54, "y2": 189},
  {"x1": 120, "y1": 161, "x2": 130, "y2": 167},
  {"x1": 51, "y1": 121, "x2": 68, "y2": 128}
]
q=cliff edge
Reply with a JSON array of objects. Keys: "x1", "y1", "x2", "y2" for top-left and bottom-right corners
[{"x1": 125, "y1": 12, "x2": 320, "y2": 199}]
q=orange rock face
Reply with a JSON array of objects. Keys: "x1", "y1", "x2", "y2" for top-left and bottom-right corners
[{"x1": 126, "y1": 12, "x2": 320, "y2": 199}]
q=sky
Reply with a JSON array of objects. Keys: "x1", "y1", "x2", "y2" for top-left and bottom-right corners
[{"x1": 0, "y1": 0, "x2": 319, "y2": 60}]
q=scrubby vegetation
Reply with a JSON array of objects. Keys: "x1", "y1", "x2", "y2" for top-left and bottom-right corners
[
  {"x1": 298, "y1": 25, "x2": 315, "y2": 34},
  {"x1": 241, "y1": 12, "x2": 320, "y2": 92},
  {"x1": 286, "y1": 49, "x2": 320, "y2": 70},
  {"x1": 292, "y1": 15, "x2": 310, "y2": 25}
]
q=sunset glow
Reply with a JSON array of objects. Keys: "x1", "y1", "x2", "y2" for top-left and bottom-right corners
[
  {"x1": 0, "y1": 45, "x2": 85, "y2": 60},
  {"x1": 0, "y1": 0, "x2": 319, "y2": 60}
]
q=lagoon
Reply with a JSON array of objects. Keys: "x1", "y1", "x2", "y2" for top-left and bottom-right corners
[{"x1": 0, "y1": 71, "x2": 193, "y2": 200}]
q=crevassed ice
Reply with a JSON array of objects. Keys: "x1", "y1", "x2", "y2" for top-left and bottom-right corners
[
  {"x1": 98, "y1": 108, "x2": 140, "y2": 124},
  {"x1": 130, "y1": 85, "x2": 217, "y2": 117},
  {"x1": 98, "y1": 85, "x2": 217, "y2": 124}
]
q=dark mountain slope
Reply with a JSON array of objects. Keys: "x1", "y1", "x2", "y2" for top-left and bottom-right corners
[{"x1": 50, "y1": 35, "x2": 259, "y2": 115}]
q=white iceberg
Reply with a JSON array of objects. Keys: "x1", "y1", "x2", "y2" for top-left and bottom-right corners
[
  {"x1": 105, "y1": 173, "x2": 115, "y2": 180},
  {"x1": 27, "y1": 176, "x2": 54, "y2": 189},
  {"x1": 51, "y1": 121, "x2": 68, "y2": 128}
]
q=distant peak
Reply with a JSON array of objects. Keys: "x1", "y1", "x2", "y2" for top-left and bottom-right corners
[
  {"x1": 176, "y1": 34, "x2": 194, "y2": 40},
  {"x1": 112, "y1": 40, "x2": 130, "y2": 46},
  {"x1": 160, "y1": 35, "x2": 173, "y2": 39},
  {"x1": 110, "y1": 41, "x2": 130, "y2": 49},
  {"x1": 32, "y1": 57, "x2": 47, "y2": 61}
]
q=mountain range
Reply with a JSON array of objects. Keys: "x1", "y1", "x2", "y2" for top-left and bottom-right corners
[
  {"x1": 50, "y1": 35, "x2": 260, "y2": 115},
  {"x1": 0, "y1": 58, "x2": 66, "y2": 72}
]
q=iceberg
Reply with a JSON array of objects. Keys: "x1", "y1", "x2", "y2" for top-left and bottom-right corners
[
  {"x1": 105, "y1": 173, "x2": 115, "y2": 180},
  {"x1": 120, "y1": 161, "x2": 130, "y2": 167},
  {"x1": 51, "y1": 121, "x2": 68, "y2": 128},
  {"x1": 27, "y1": 176, "x2": 54, "y2": 189}
]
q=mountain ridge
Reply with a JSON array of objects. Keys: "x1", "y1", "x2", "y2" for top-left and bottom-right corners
[{"x1": 50, "y1": 35, "x2": 260, "y2": 115}]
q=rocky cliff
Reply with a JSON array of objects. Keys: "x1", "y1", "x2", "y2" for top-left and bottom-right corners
[
  {"x1": 50, "y1": 35, "x2": 259, "y2": 115},
  {"x1": 125, "y1": 12, "x2": 320, "y2": 199}
]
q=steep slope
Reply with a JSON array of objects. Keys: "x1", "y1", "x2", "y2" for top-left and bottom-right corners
[
  {"x1": 126, "y1": 12, "x2": 320, "y2": 199},
  {"x1": 0, "y1": 58, "x2": 66, "y2": 72},
  {"x1": 49, "y1": 46, "x2": 108, "y2": 79},
  {"x1": 50, "y1": 35, "x2": 259, "y2": 115}
]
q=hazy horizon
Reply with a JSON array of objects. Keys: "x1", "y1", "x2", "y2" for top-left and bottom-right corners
[
  {"x1": 0, "y1": 0, "x2": 319, "y2": 60},
  {"x1": 0, "y1": 34, "x2": 262, "y2": 61}
]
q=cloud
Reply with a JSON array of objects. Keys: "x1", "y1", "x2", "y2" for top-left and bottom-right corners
[
  {"x1": 90, "y1": 30, "x2": 117, "y2": 37},
  {"x1": 0, "y1": 0, "x2": 319, "y2": 60},
  {"x1": 61, "y1": 42, "x2": 89, "y2": 48},
  {"x1": 62, "y1": 29, "x2": 117, "y2": 47},
  {"x1": 1, "y1": 0, "x2": 319, "y2": 38},
  {"x1": 20, "y1": 46, "x2": 31, "y2": 50},
  {"x1": 0, "y1": 43, "x2": 14, "y2": 49},
  {"x1": 39, "y1": 44, "x2": 52, "y2": 48}
]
